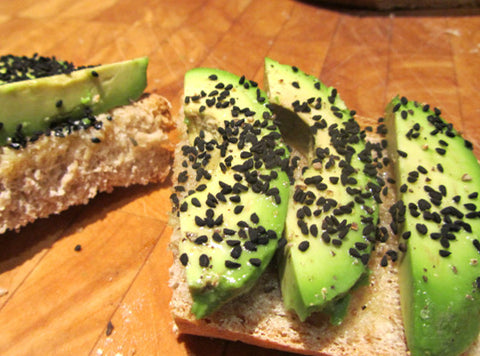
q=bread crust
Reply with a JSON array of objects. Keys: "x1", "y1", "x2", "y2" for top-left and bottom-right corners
[{"x1": 0, "y1": 93, "x2": 175, "y2": 234}]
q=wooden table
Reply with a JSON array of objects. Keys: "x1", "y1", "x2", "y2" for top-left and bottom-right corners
[{"x1": 1, "y1": 0, "x2": 479, "y2": 354}]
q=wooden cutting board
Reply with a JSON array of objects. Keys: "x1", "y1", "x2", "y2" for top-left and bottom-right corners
[{"x1": 1, "y1": 0, "x2": 480, "y2": 354}]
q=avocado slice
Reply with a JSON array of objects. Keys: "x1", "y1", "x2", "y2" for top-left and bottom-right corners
[
  {"x1": 264, "y1": 58, "x2": 380, "y2": 322},
  {"x1": 172, "y1": 67, "x2": 291, "y2": 318},
  {"x1": 0, "y1": 56, "x2": 148, "y2": 146},
  {"x1": 385, "y1": 96, "x2": 480, "y2": 355}
]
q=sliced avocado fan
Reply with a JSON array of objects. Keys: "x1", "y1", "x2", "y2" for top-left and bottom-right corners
[
  {"x1": 385, "y1": 96, "x2": 480, "y2": 356},
  {"x1": 0, "y1": 56, "x2": 148, "y2": 147},
  {"x1": 172, "y1": 68, "x2": 291, "y2": 319},
  {"x1": 264, "y1": 58, "x2": 381, "y2": 322}
]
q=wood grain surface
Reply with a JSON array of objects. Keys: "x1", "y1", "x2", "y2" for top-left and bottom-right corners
[{"x1": 1, "y1": 0, "x2": 480, "y2": 355}]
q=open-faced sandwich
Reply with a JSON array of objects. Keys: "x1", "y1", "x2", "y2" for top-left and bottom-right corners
[
  {"x1": 0, "y1": 54, "x2": 175, "y2": 234},
  {"x1": 169, "y1": 58, "x2": 480, "y2": 355}
]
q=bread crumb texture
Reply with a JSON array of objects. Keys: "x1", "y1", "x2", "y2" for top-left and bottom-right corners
[{"x1": 0, "y1": 94, "x2": 175, "y2": 234}]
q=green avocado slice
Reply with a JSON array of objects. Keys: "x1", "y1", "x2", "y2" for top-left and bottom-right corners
[
  {"x1": 0, "y1": 56, "x2": 148, "y2": 146},
  {"x1": 173, "y1": 67, "x2": 290, "y2": 318},
  {"x1": 264, "y1": 58, "x2": 380, "y2": 322},
  {"x1": 385, "y1": 96, "x2": 480, "y2": 356}
]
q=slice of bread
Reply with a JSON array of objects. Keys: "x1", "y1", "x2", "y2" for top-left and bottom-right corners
[
  {"x1": 169, "y1": 125, "x2": 480, "y2": 355},
  {"x1": 0, "y1": 93, "x2": 175, "y2": 234}
]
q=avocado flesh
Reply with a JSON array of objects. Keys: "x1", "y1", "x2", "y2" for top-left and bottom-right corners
[
  {"x1": 177, "y1": 68, "x2": 290, "y2": 318},
  {"x1": 0, "y1": 57, "x2": 148, "y2": 146},
  {"x1": 264, "y1": 58, "x2": 379, "y2": 322},
  {"x1": 385, "y1": 96, "x2": 480, "y2": 356}
]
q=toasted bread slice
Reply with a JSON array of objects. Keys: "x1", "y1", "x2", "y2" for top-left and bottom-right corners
[
  {"x1": 169, "y1": 126, "x2": 480, "y2": 355},
  {"x1": 0, "y1": 93, "x2": 174, "y2": 234}
]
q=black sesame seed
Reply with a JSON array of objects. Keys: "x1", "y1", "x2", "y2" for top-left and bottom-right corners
[
  {"x1": 249, "y1": 258, "x2": 261, "y2": 267},
  {"x1": 194, "y1": 235, "x2": 208, "y2": 244},
  {"x1": 417, "y1": 165, "x2": 427, "y2": 174},
  {"x1": 91, "y1": 70, "x2": 99, "y2": 77},
  {"x1": 355, "y1": 242, "x2": 368, "y2": 250},
  {"x1": 418, "y1": 199, "x2": 431, "y2": 211},
  {"x1": 230, "y1": 195, "x2": 241, "y2": 203},
  {"x1": 297, "y1": 208, "x2": 305, "y2": 219},
  {"x1": 440, "y1": 237, "x2": 450, "y2": 248},
  {"x1": 473, "y1": 239, "x2": 480, "y2": 252},
  {"x1": 216, "y1": 192, "x2": 226, "y2": 202},
  {"x1": 226, "y1": 239, "x2": 240, "y2": 246},
  {"x1": 297, "y1": 220, "x2": 309, "y2": 235},
  {"x1": 321, "y1": 232, "x2": 331, "y2": 243},
  {"x1": 224, "y1": 228, "x2": 236, "y2": 235},
  {"x1": 439, "y1": 250, "x2": 451, "y2": 257},
  {"x1": 91, "y1": 137, "x2": 101, "y2": 143},
  {"x1": 434, "y1": 147, "x2": 446, "y2": 156},
  {"x1": 199, "y1": 254, "x2": 209, "y2": 267},
  {"x1": 230, "y1": 245, "x2": 242, "y2": 259},
  {"x1": 180, "y1": 253, "x2": 188, "y2": 266},
  {"x1": 213, "y1": 232, "x2": 223, "y2": 242},
  {"x1": 298, "y1": 240, "x2": 310, "y2": 252},
  {"x1": 397, "y1": 150, "x2": 407, "y2": 158},
  {"x1": 332, "y1": 239, "x2": 342, "y2": 247},
  {"x1": 416, "y1": 223, "x2": 428, "y2": 235},
  {"x1": 225, "y1": 260, "x2": 241, "y2": 269},
  {"x1": 191, "y1": 197, "x2": 201, "y2": 207},
  {"x1": 360, "y1": 254, "x2": 370, "y2": 265},
  {"x1": 330, "y1": 176, "x2": 339, "y2": 184},
  {"x1": 465, "y1": 203, "x2": 477, "y2": 211},
  {"x1": 195, "y1": 216, "x2": 206, "y2": 226},
  {"x1": 382, "y1": 186, "x2": 388, "y2": 196},
  {"x1": 380, "y1": 255, "x2": 388, "y2": 267},
  {"x1": 237, "y1": 220, "x2": 248, "y2": 228},
  {"x1": 349, "y1": 248, "x2": 361, "y2": 258}
]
